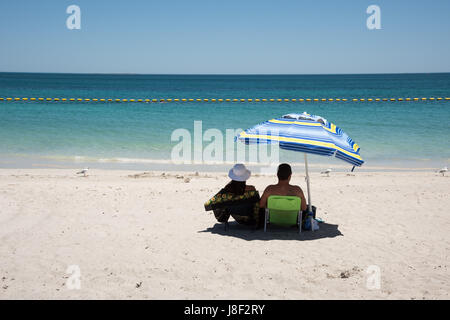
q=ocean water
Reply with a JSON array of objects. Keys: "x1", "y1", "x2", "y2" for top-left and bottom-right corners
[{"x1": 0, "y1": 72, "x2": 449, "y2": 170}]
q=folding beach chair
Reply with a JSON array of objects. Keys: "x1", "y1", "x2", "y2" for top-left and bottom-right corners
[{"x1": 264, "y1": 196, "x2": 302, "y2": 234}]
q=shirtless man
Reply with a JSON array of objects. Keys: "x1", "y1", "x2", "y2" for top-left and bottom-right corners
[{"x1": 259, "y1": 163, "x2": 307, "y2": 211}]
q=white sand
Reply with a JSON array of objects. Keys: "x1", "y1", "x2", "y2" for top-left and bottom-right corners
[{"x1": 0, "y1": 168, "x2": 449, "y2": 299}]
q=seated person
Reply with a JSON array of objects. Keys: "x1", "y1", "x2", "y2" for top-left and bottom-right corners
[
  {"x1": 204, "y1": 164, "x2": 261, "y2": 227},
  {"x1": 259, "y1": 163, "x2": 309, "y2": 214}
]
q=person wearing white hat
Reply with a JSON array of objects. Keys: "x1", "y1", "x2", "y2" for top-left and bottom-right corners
[
  {"x1": 204, "y1": 164, "x2": 263, "y2": 229},
  {"x1": 223, "y1": 163, "x2": 255, "y2": 195}
]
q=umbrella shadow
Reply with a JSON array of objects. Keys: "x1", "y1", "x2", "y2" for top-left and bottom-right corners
[{"x1": 198, "y1": 221, "x2": 343, "y2": 241}]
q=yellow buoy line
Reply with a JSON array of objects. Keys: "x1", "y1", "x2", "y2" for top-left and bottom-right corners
[{"x1": 0, "y1": 97, "x2": 449, "y2": 103}]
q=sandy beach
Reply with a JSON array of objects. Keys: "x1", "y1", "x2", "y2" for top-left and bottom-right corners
[{"x1": 0, "y1": 168, "x2": 449, "y2": 300}]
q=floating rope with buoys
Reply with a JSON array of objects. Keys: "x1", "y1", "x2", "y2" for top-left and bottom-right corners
[{"x1": 0, "y1": 97, "x2": 449, "y2": 103}]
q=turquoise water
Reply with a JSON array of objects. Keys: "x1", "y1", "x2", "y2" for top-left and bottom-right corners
[{"x1": 0, "y1": 72, "x2": 449, "y2": 169}]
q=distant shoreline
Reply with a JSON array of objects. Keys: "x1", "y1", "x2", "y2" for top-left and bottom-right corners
[{"x1": 0, "y1": 153, "x2": 446, "y2": 172}]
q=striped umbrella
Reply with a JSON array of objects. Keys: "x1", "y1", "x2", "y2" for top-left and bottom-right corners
[{"x1": 237, "y1": 112, "x2": 364, "y2": 220}]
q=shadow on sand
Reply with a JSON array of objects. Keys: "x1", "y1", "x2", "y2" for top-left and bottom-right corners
[{"x1": 198, "y1": 221, "x2": 343, "y2": 241}]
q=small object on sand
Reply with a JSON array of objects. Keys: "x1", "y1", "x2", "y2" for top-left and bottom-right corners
[
  {"x1": 340, "y1": 271, "x2": 350, "y2": 279},
  {"x1": 184, "y1": 177, "x2": 191, "y2": 183},
  {"x1": 437, "y1": 166, "x2": 448, "y2": 176},
  {"x1": 321, "y1": 168, "x2": 332, "y2": 177},
  {"x1": 136, "y1": 281, "x2": 142, "y2": 288},
  {"x1": 76, "y1": 167, "x2": 89, "y2": 177}
]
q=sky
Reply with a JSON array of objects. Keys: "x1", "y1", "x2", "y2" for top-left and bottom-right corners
[{"x1": 0, "y1": 0, "x2": 449, "y2": 74}]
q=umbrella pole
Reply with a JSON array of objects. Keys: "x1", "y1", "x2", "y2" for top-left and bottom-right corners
[{"x1": 304, "y1": 153, "x2": 312, "y2": 212}]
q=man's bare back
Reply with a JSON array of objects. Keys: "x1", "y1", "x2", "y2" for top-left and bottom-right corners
[
  {"x1": 259, "y1": 183, "x2": 307, "y2": 211},
  {"x1": 259, "y1": 163, "x2": 307, "y2": 211}
]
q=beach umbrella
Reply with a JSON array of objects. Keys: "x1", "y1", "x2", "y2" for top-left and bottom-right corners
[{"x1": 237, "y1": 112, "x2": 364, "y2": 222}]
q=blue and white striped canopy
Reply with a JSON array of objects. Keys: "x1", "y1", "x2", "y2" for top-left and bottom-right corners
[{"x1": 237, "y1": 112, "x2": 364, "y2": 166}]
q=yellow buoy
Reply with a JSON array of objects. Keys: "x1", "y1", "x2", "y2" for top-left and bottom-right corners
[
  {"x1": 46, "y1": 98, "x2": 52, "y2": 101},
  {"x1": 54, "y1": 98, "x2": 60, "y2": 101},
  {"x1": 360, "y1": 99, "x2": 365, "y2": 101},
  {"x1": 248, "y1": 99, "x2": 253, "y2": 102},
  {"x1": 342, "y1": 98, "x2": 347, "y2": 101},
  {"x1": 445, "y1": 97, "x2": 450, "y2": 100},
  {"x1": 368, "y1": 98, "x2": 373, "y2": 101},
  {"x1": 405, "y1": 98, "x2": 411, "y2": 101},
  {"x1": 299, "y1": 98, "x2": 304, "y2": 102},
  {"x1": 255, "y1": 99, "x2": 260, "y2": 102},
  {"x1": 314, "y1": 98, "x2": 319, "y2": 102},
  {"x1": 321, "y1": 98, "x2": 326, "y2": 102},
  {"x1": 85, "y1": 98, "x2": 91, "y2": 101},
  {"x1": 375, "y1": 98, "x2": 380, "y2": 101},
  {"x1": 437, "y1": 97, "x2": 442, "y2": 100},
  {"x1": 421, "y1": 98, "x2": 427, "y2": 100},
  {"x1": 328, "y1": 98, "x2": 333, "y2": 101},
  {"x1": 218, "y1": 99, "x2": 223, "y2": 102},
  {"x1": 429, "y1": 97, "x2": 435, "y2": 100},
  {"x1": 22, "y1": 98, "x2": 28, "y2": 101},
  {"x1": 6, "y1": 97, "x2": 13, "y2": 101},
  {"x1": 352, "y1": 99, "x2": 358, "y2": 102},
  {"x1": 152, "y1": 99, "x2": 158, "y2": 102},
  {"x1": 62, "y1": 98, "x2": 67, "y2": 101},
  {"x1": 30, "y1": 98, "x2": 36, "y2": 101}
]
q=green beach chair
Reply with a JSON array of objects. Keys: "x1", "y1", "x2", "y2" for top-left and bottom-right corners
[{"x1": 264, "y1": 196, "x2": 302, "y2": 234}]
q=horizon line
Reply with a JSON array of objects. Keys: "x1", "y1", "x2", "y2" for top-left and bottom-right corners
[{"x1": 1, "y1": 71, "x2": 450, "y2": 76}]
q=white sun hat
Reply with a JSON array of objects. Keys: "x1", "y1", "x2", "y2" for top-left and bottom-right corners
[{"x1": 228, "y1": 163, "x2": 251, "y2": 182}]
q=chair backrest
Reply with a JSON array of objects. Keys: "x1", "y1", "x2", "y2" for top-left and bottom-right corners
[{"x1": 267, "y1": 196, "x2": 301, "y2": 226}]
